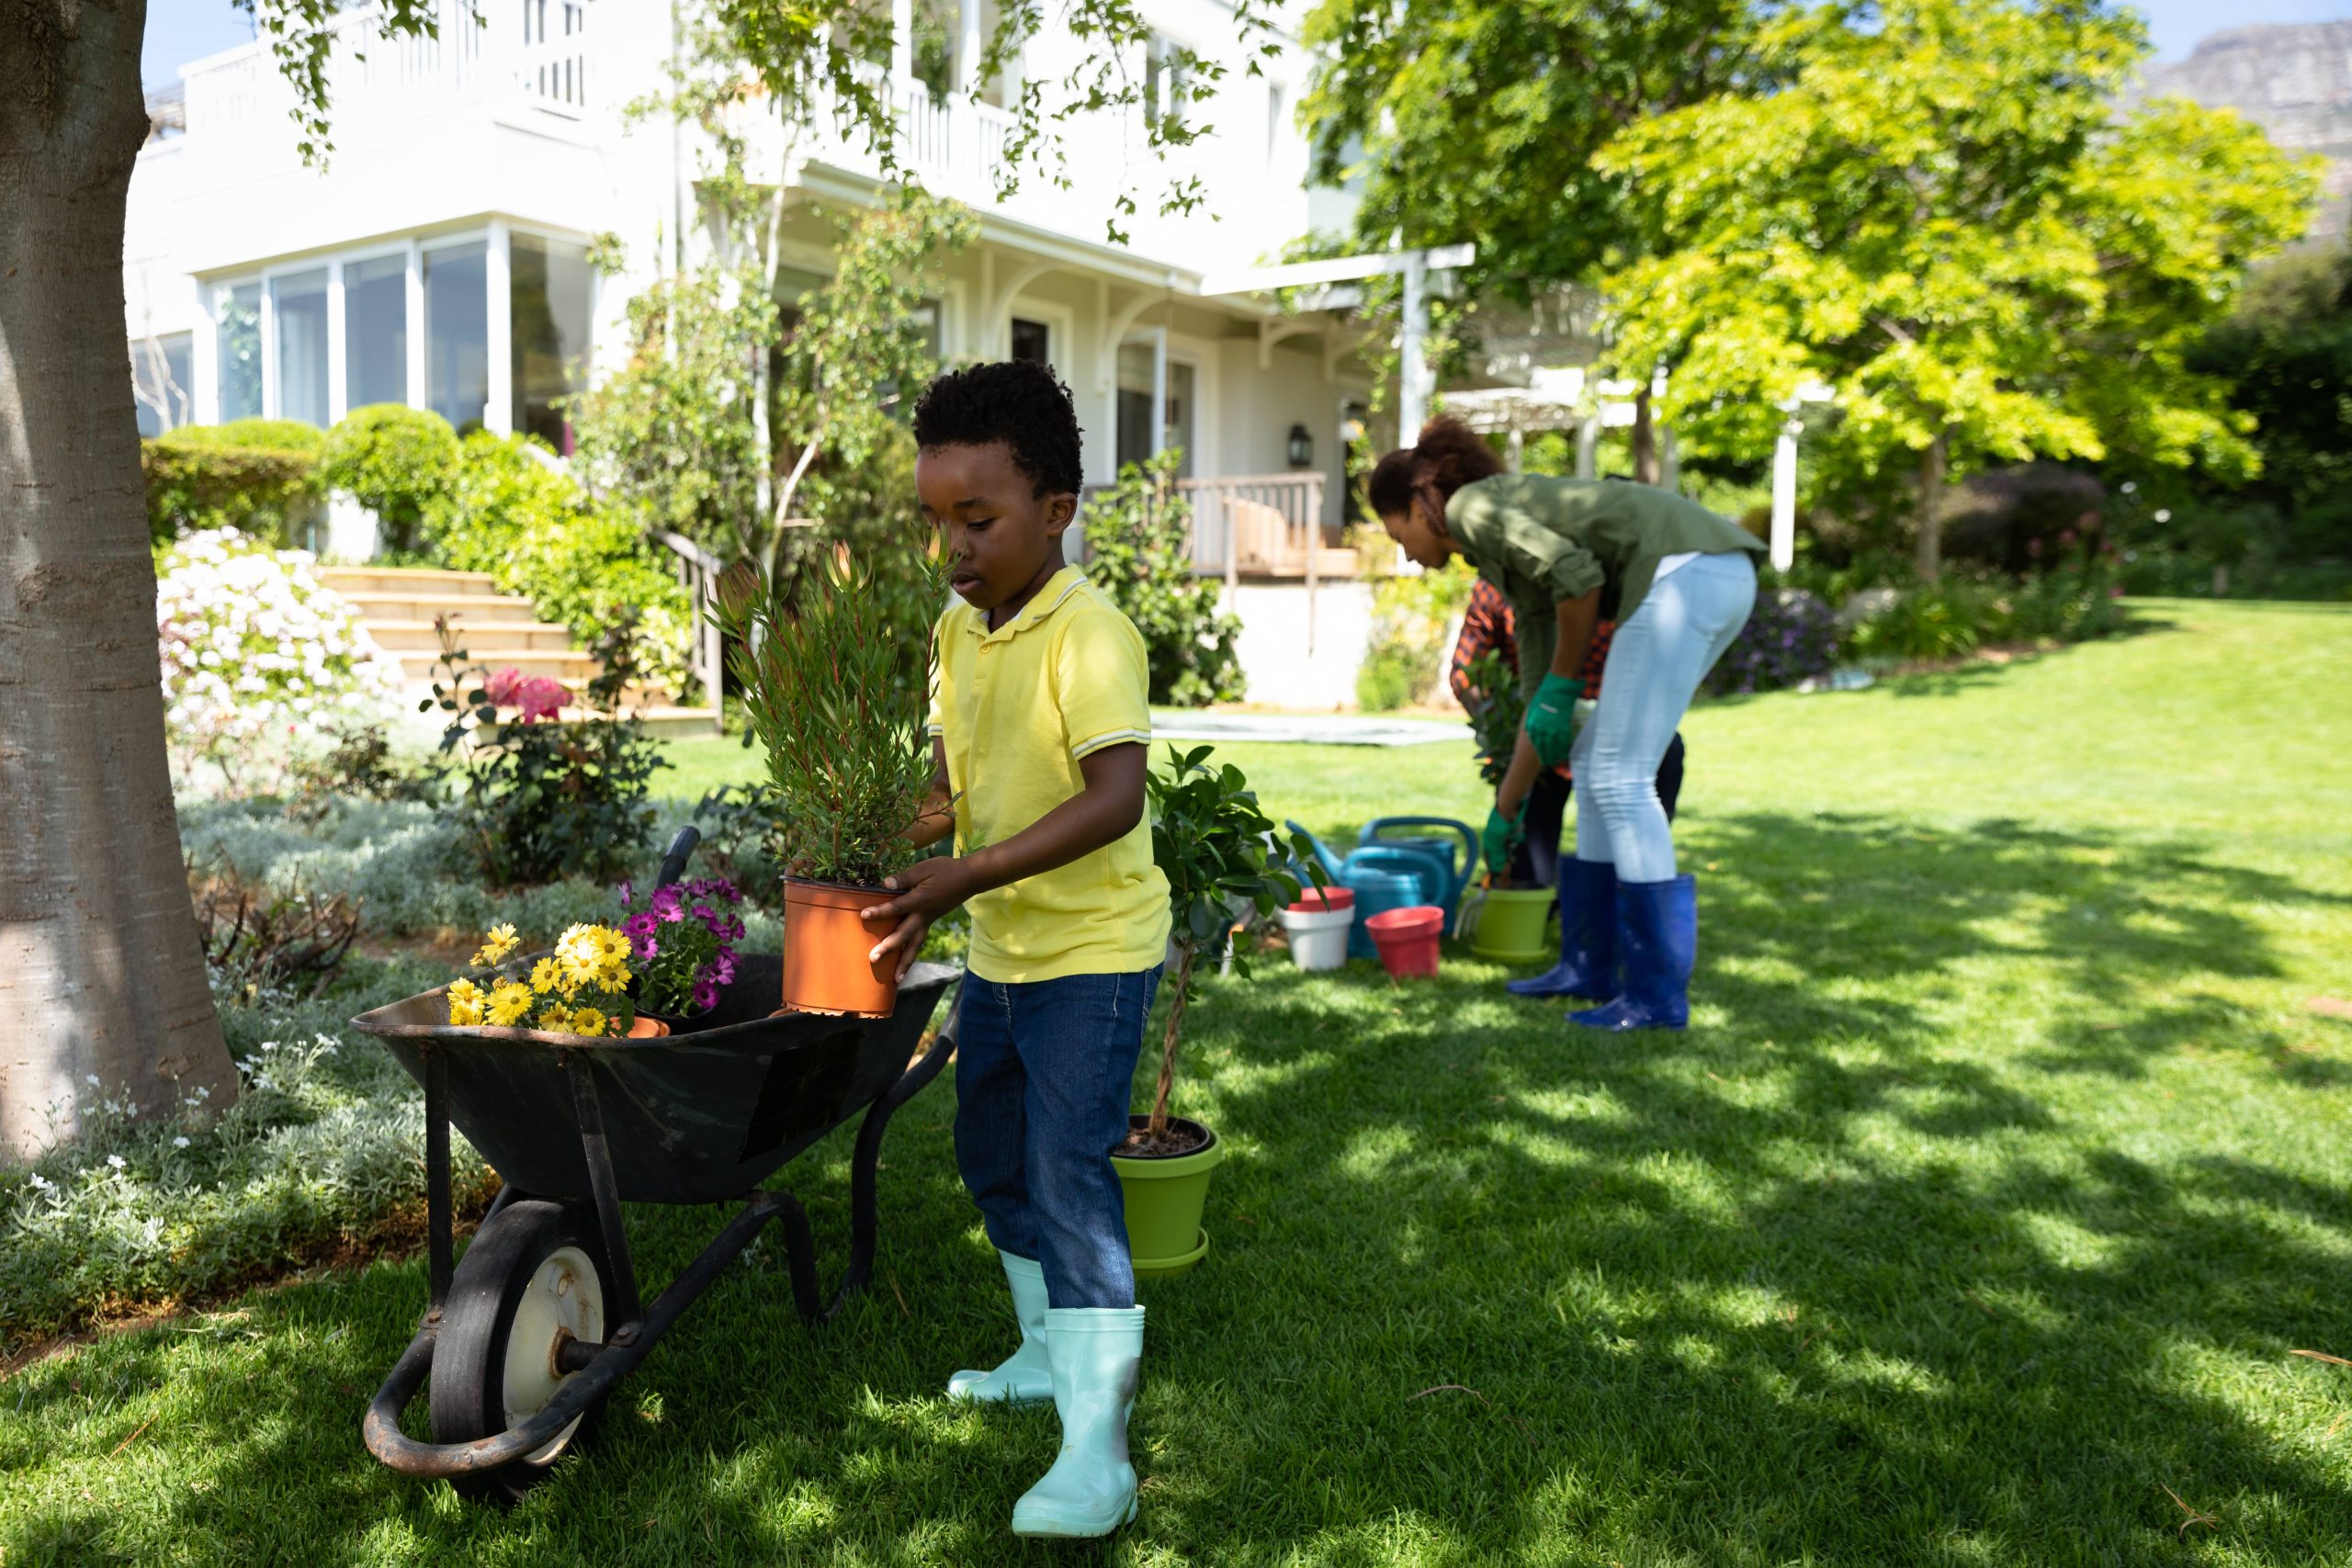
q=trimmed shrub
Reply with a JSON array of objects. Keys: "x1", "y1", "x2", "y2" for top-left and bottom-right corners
[
  {"x1": 1358, "y1": 558, "x2": 1476, "y2": 711},
  {"x1": 321, "y1": 404, "x2": 458, "y2": 558},
  {"x1": 1706, "y1": 586, "x2": 1839, "y2": 694},
  {"x1": 1080, "y1": 452, "x2": 1247, "y2": 706},
  {"x1": 420, "y1": 432, "x2": 696, "y2": 698},
  {"x1": 142, "y1": 420, "x2": 325, "y2": 546}
]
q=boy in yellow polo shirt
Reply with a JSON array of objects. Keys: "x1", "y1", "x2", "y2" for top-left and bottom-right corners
[{"x1": 863, "y1": 359, "x2": 1170, "y2": 1540}]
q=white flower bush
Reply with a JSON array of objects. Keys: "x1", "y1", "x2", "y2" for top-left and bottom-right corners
[{"x1": 156, "y1": 528, "x2": 405, "y2": 795}]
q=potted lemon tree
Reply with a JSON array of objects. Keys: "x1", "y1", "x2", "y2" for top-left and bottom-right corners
[
  {"x1": 714, "y1": 542, "x2": 945, "y2": 1016},
  {"x1": 1113, "y1": 745, "x2": 1317, "y2": 1277}
]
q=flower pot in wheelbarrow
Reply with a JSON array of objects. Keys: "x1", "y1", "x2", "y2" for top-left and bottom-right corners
[
  {"x1": 1113, "y1": 1117, "x2": 1225, "y2": 1279},
  {"x1": 781, "y1": 877, "x2": 900, "y2": 1018}
]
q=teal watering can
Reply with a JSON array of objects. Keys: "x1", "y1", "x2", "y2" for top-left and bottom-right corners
[
  {"x1": 1284, "y1": 821, "x2": 1447, "y2": 962},
  {"x1": 1356, "y1": 817, "x2": 1478, "y2": 918}
]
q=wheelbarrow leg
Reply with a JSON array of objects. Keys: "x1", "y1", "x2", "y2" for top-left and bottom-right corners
[
  {"x1": 425, "y1": 1046, "x2": 453, "y2": 1316},
  {"x1": 568, "y1": 1057, "x2": 643, "y2": 1331},
  {"x1": 774, "y1": 993, "x2": 963, "y2": 1326}
]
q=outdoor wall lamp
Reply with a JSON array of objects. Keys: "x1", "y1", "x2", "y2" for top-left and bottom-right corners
[{"x1": 1287, "y1": 423, "x2": 1314, "y2": 468}]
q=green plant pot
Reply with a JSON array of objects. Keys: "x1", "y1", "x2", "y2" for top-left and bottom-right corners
[
  {"x1": 1466, "y1": 887, "x2": 1555, "y2": 964},
  {"x1": 1112, "y1": 1116, "x2": 1224, "y2": 1279}
]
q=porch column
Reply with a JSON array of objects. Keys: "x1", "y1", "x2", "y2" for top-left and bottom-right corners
[
  {"x1": 1398, "y1": 248, "x2": 1430, "y2": 438},
  {"x1": 191, "y1": 287, "x2": 220, "y2": 425},
  {"x1": 485, "y1": 220, "x2": 514, "y2": 436},
  {"x1": 958, "y1": 0, "x2": 983, "y2": 94},
  {"x1": 1575, "y1": 414, "x2": 1600, "y2": 479},
  {"x1": 892, "y1": 0, "x2": 913, "y2": 83},
  {"x1": 1770, "y1": 413, "x2": 1800, "y2": 571}
]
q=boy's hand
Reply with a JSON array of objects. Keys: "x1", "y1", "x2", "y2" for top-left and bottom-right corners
[{"x1": 862, "y1": 857, "x2": 968, "y2": 980}]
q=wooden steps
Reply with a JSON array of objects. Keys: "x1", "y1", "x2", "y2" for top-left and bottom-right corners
[{"x1": 319, "y1": 566, "x2": 720, "y2": 734}]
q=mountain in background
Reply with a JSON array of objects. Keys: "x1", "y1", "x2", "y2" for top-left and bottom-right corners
[{"x1": 2123, "y1": 21, "x2": 2352, "y2": 242}]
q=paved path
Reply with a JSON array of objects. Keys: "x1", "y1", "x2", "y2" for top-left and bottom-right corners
[{"x1": 1148, "y1": 710, "x2": 1467, "y2": 747}]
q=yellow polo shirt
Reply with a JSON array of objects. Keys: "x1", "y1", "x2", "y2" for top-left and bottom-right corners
[{"x1": 928, "y1": 566, "x2": 1172, "y2": 984}]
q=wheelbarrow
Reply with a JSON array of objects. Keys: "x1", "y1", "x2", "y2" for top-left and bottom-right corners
[{"x1": 349, "y1": 835, "x2": 961, "y2": 1504}]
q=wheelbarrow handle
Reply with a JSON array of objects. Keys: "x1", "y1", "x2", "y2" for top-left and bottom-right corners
[{"x1": 654, "y1": 826, "x2": 701, "y2": 890}]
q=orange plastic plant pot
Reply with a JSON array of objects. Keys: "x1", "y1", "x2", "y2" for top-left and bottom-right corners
[{"x1": 780, "y1": 877, "x2": 900, "y2": 1019}]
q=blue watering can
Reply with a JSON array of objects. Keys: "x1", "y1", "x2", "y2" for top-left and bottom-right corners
[
  {"x1": 1356, "y1": 817, "x2": 1478, "y2": 919},
  {"x1": 1285, "y1": 820, "x2": 1451, "y2": 962}
]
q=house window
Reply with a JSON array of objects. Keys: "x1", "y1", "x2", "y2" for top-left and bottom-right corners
[
  {"x1": 1010, "y1": 317, "x2": 1049, "y2": 365},
  {"x1": 424, "y1": 240, "x2": 490, "y2": 434},
  {"x1": 217, "y1": 282, "x2": 262, "y2": 423},
  {"x1": 131, "y1": 332, "x2": 193, "y2": 436},
  {"x1": 511, "y1": 232, "x2": 592, "y2": 452},
  {"x1": 345, "y1": 253, "x2": 409, "y2": 410},
  {"x1": 1144, "y1": 37, "x2": 1189, "y2": 138},
  {"x1": 272, "y1": 267, "x2": 331, "y2": 427}
]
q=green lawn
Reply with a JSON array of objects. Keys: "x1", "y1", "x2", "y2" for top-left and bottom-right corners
[{"x1": 7, "y1": 600, "x2": 2352, "y2": 1565}]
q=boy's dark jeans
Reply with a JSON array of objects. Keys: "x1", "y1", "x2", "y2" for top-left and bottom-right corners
[{"x1": 955, "y1": 963, "x2": 1165, "y2": 1309}]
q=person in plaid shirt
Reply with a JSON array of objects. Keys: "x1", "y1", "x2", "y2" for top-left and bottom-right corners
[{"x1": 1449, "y1": 578, "x2": 1684, "y2": 896}]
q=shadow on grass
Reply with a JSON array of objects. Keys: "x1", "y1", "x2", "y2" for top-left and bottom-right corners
[{"x1": 7, "y1": 811, "x2": 2350, "y2": 1564}]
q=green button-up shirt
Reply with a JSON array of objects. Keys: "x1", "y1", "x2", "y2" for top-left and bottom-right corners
[{"x1": 1444, "y1": 475, "x2": 1767, "y2": 695}]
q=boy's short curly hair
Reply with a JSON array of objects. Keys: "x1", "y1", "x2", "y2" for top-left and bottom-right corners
[{"x1": 912, "y1": 360, "x2": 1085, "y2": 497}]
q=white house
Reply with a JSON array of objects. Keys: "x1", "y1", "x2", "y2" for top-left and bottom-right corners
[{"x1": 127, "y1": 0, "x2": 1410, "y2": 705}]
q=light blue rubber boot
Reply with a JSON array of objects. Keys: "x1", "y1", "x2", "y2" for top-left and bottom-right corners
[
  {"x1": 1507, "y1": 857, "x2": 1618, "y2": 999},
  {"x1": 945, "y1": 1251, "x2": 1054, "y2": 1406},
  {"x1": 1011, "y1": 1306, "x2": 1145, "y2": 1539},
  {"x1": 1570, "y1": 874, "x2": 1697, "y2": 1032}
]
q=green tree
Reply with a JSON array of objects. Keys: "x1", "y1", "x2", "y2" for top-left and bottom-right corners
[
  {"x1": 2187, "y1": 239, "x2": 2352, "y2": 560},
  {"x1": 1595, "y1": 0, "x2": 2318, "y2": 577},
  {"x1": 1298, "y1": 0, "x2": 1774, "y2": 470}
]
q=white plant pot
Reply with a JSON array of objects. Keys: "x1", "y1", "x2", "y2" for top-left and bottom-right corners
[{"x1": 1277, "y1": 905, "x2": 1353, "y2": 972}]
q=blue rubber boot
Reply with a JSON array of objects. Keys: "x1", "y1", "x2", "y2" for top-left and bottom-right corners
[
  {"x1": 945, "y1": 1251, "x2": 1053, "y2": 1406},
  {"x1": 1569, "y1": 874, "x2": 1696, "y2": 1032},
  {"x1": 1011, "y1": 1307, "x2": 1145, "y2": 1538},
  {"x1": 1507, "y1": 857, "x2": 1618, "y2": 999}
]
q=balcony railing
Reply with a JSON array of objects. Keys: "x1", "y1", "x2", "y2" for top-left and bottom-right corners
[
  {"x1": 180, "y1": 0, "x2": 590, "y2": 141},
  {"x1": 1081, "y1": 472, "x2": 1355, "y2": 581}
]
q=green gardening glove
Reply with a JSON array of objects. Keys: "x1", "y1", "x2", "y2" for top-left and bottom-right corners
[
  {"x1": 1523, "y1": 672, "x2": 1583, "y2": 768},
  {"x1": 1481, "y1": 802, "x2": 1528, "y2": 876}
]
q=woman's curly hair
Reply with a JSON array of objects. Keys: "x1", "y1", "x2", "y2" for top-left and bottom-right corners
[{"x1": 1364, "y1": 416, "x2": 1503, "y2": 528}]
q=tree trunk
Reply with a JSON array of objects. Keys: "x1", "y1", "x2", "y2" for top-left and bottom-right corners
[
  {"x1": 1146, "y1": 939, "x2": 1196, "y2": 1139},
  {"x1": 1914, "y1": 430, "x2": 1949, "y2": 582},
  {"x1": 1630, "y1": 385, "x2": 1660, "y2": 486},
  {"x1": 1, "y1": 0, "x2": 236, "y2": 1156}
]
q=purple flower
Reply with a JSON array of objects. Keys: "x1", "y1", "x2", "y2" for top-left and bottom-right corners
[
  {"x1": 692, "y1": 976, "x2": 719, "y2": 1011},
  {"x1": 616, "y1": 879, "x2": 635, "y2": 909}
]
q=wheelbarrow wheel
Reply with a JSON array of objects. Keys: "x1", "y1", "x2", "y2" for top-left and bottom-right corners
[{"x1": 430, "y1": 1199, "x2": 613, "y2": 1504}]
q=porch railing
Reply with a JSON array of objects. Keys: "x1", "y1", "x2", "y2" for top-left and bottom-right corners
[
  {"x1": 1078, "y1": 471, "x2": 1353, "y2": 651},
  {"x1": 182, "y1": 0, "x2": 590, "y2": 139},
  {"x1": 655, "y1": 531, "x2": 727, "y2": 733}
]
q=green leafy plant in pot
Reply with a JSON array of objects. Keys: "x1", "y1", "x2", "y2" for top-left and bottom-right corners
[
  {"x1": 1114, "y1": 745, "x2": 1318, "y2": 1278},
  {"x1": 714, "y1": 539, "x2": 944, "y2": 1016}
]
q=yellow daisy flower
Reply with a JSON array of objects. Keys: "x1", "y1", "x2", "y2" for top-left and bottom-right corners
[
  {"x1": 471, "y1": 923, "x2": 520, "y2": 967},
  {"x1": 570, "y1": 1008, "x2": 610, "y2": 1038},
  {"x1": 536, "y1": 1003, "x2": 573, "y2": 1034},
  {"x1": 555, "y1": 922, "x2": 603, "y2": 988},
  {"x1": 447, "y1": 977, "x2": 484, "y2": 1027},
  {"x1": 485, "y1": 980, "x2": 534, "y2": 1028},
  {"x1": 529, "y1": 958, "x2": 560, "y2": 995}
]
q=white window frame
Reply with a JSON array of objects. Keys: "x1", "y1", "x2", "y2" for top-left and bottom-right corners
[
  {"x1": 1007, "y1": 296, "x2": 1075, "y2": 379},
  {"x1": 192, "y1": 221, "x2": 597, "y2": 438}
]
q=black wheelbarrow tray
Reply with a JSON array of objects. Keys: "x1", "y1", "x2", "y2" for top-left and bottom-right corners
[{"x1": 349, "y1": 953, "x2": 961, "y2": 1503}]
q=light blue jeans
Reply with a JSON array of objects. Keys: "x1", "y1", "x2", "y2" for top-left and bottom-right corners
[{"x1": 1571, "y1": 551, "x2": 1757, "y2": 884}]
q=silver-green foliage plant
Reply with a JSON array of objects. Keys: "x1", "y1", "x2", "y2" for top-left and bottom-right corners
[{"x1": 715, "y1": 542, "x2": 946, "y2": 888}]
